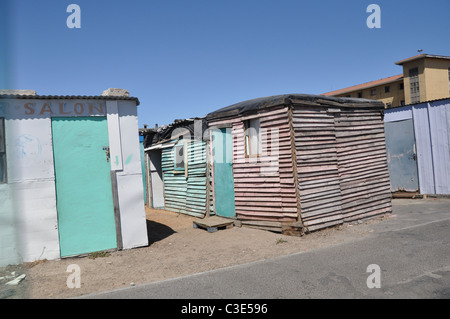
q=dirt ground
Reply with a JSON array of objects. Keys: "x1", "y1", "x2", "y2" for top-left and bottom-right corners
[{"x1": 1, "y1": 207, "x2": 390, "y2": 299}]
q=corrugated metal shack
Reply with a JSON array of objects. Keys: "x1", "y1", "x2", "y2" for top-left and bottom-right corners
[
  {"x1": 206, "y1": 94, "x2": 392, "y2": 233},
  {"x1": 143, "y1": 118, "x2": 214, "y2": 217},
  {"x1": 384, "y1": 97, "x2": 450, "y2": 195},
  {"x1": 0, "y1": 89, "x2": 148, "y2": 266}
]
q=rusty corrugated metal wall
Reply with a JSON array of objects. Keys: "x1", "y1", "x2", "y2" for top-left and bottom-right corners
[
  {"x1": 293, "y1": 105, "x2": 392, "y2": 231},
  {"x1": 208, "y1": 106, "x2": 298, "y2": 232},
  {"x1": 232, "y1": 106, "x2": 298, "y2": 225},
  {"x1": 335, "y1": 107, "x2": 392, "y2": 224},
  {"x1": 293, "y1": 106, "x2": 343, "y2": 231}
]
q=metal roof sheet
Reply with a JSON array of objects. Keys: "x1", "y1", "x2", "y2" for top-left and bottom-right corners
[{"x1": 0, "y1": 94, "x2": 140, "y2": 105}]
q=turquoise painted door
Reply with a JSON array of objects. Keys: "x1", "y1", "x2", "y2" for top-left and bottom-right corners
[
  {"x1": 52, "y1": 117, "x2": 117, "y2": 257},
  {"x1": 212, "y1": 128, "x2": 236, "y2": 217}
]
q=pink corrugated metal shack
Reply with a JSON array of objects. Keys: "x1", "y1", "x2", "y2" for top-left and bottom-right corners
[{"x1": 206, "y1": 94, "x2": 392, "y2": 234}]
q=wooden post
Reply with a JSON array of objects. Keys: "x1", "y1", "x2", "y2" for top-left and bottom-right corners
[
  {"x1": 184, "y1": 141, "x2": 189, "y2": 179},
  {"x1": 209, "y1": 128, "x2": 217, "y2": 216},
  {"x1": 205, "y1": 140, "x2": 211, "y2": 218},
  {"x1": 144, "y1": 152, "x2": 152, "y2": 207},
  {"x1": 288, "y1": 106, "x2": 304, "y2": 227},
  {"x1": 111, "y1": 170, "x2": 123, "y2": 250}
]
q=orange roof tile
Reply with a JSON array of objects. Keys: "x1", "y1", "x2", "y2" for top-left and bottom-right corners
[{"x1": 322, "y1": 74, "x2": 403, "y2": 96}]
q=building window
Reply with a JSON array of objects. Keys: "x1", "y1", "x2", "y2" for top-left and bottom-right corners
[
  {"x1": 0, "y1": 118, "x2": 6, "y2": 183},
  {"x1": 174, "y1": 143, "x2": 187, "y2": 173},
  {"x1": 385, "y1": 86, "x2": 390, "y2": 93},
  {"x1": 244, "y1": 118, "x2": 261, "y2": 157},
  {"x1": 409, "y1": 67, "x2": 420, "y2": 103},
  {"x1": 371, "y1": 89, "x2": 377, "y2": 96},
  {"x1": 357, "y1": 92, "x2": 363, "y2": 98},
  {"x1": 399, "y1": 83, "x2": 404, "y2": 90},
  {"x1": 401, "y1": 100, "x2": 406, "y2": 106}
]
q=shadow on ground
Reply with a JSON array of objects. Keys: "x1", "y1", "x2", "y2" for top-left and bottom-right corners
[{"x1": 146, "y1": 219, "x2": 177, "y2": 245}]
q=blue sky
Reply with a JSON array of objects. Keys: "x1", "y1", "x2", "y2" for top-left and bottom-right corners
[{"x1": 2, "y1": 0, "x2": 450, "y2": 127}]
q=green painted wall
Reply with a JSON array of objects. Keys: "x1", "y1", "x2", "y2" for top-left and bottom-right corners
[{"x1": 161, "y1": 139, "x2": 210, "y2": 217}]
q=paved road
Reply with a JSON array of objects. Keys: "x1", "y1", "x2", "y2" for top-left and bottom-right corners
[{"x1": 81, "y1": 198, "x2": 450, "y2": 299}]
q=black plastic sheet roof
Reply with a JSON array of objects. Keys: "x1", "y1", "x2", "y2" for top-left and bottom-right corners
[
  {"x1": 142, "y1": 118, "x2": 209, "y2": 148},
  {"x1": 206, "y1": 94, "x2": 384, "y2": 120}
]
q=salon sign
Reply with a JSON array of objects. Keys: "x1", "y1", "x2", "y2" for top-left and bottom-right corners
[{"x1": 0, "y1": 100, "x2": 107, "y2": 118}]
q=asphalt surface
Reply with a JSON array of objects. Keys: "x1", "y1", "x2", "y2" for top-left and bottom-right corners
[{"x1": 80, "y1": 198, "x2": 450, "y2": 299}]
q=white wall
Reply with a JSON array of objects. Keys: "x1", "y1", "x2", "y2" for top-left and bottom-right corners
[
  {"x1": 413, "y1": 100, "x2": 450, "y2": 194},
  {"x1": 1, "y1": 115, "x2": 60, "y2": 265},
  {"x1": 0, "y1": 184, "x2": 21, "y2": 266},
  {"x1": 108, "y1": 100, "x2": 148, "y2": 250}
]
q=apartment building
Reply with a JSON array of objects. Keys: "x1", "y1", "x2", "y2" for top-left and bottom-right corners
[{"x1": 323, "y1": 54, "x2": 450, "y2": 108}]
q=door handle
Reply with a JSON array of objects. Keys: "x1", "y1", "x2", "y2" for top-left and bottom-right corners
[{"x1": 103, "y1": 146, "x2": 110, "y2": 162}]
